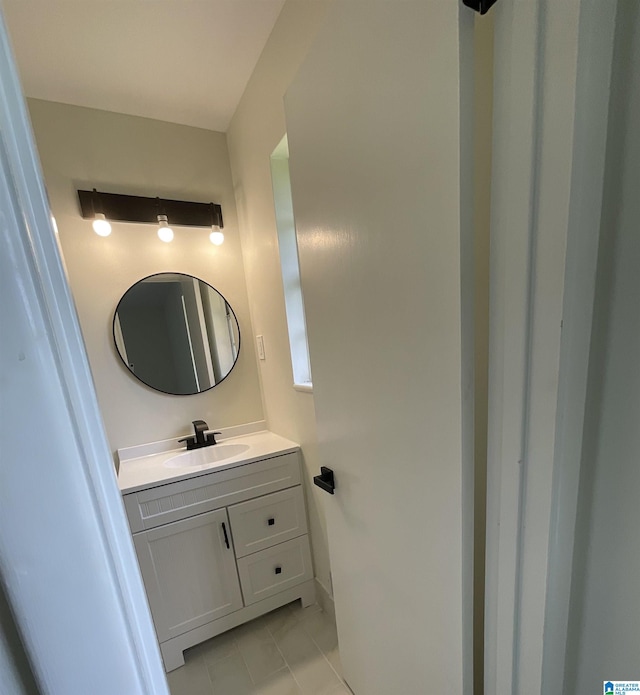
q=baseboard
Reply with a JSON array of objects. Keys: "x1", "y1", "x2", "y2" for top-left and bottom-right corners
[{"x1": 315, "y1": 577, "x2": 335, "y2": 623}]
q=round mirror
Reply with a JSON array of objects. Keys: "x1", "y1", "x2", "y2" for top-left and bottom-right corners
[{"x1": 113, "y1": 272, "x2": 240, "y2": 395}]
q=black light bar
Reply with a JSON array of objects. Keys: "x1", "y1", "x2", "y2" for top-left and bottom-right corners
[{"x1": 77, "y1": 189, "x2": 223, "y2": 228}]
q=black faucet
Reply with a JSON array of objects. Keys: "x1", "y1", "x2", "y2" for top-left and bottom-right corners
[{"x1": 178, "y1": 420, "x2": 221, "y2": 450}]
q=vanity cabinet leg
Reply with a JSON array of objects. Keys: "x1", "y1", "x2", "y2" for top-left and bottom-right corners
[{"x1": 160, "y1": 642, "x2": 185, "y2": 673}]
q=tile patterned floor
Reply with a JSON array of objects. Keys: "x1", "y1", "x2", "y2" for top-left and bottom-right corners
[{"x1": 167, "y1": 601, "x2": 349, "y2": 695}]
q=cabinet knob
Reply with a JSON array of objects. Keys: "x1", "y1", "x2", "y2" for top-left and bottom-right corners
[
  {"x1": 267, "y1": 518, "x2": 275, "y2": 526},
  {"x1": 274, "y1": 566, "x2": 282, "y2": 575}
]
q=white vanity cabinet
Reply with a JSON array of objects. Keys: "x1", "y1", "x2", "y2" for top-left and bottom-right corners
[{"x1": 121, "y1": 448, "x2": 316, "y2": 671}]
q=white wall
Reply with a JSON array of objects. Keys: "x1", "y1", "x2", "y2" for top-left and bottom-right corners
[
  {"x1": 565, "y1": 2, "x2": 640, "y2": 689},
  {"x1": 27, "y1": 99, "x2": 264, "y2": 453},
  {"x1": 226, "y1": 1, "x2": 335, "y2": 596}
]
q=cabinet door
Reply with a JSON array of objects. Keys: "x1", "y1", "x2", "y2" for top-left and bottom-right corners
[{"x1": 133, "y1": 508, "x2": 242, "y2": 643}]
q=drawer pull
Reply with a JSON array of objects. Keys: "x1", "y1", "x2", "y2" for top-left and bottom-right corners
[
  {"x1": 267, "y1": 518, "x2": 275, "y2": 526},
  {"x1": 274, "y1": 566, "x2": 282, "y2": 575},
  {"x1": 221, "y1": 521, "x2": 230, "y2": 550}
]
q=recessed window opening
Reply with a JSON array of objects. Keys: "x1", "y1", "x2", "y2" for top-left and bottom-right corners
[{"x1": 270, "y1": 135, "x2": 312, "y2": 391}]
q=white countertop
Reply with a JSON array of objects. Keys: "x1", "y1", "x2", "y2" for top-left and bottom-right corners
[{"x1": 117, "y1": 429, "x2": 300, "y2": 494}]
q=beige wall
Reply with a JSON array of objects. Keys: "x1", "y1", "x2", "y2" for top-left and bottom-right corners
[
  {"x1": 226, "y1": 1, "x2": 335, "y2": 595},
  {"x1": 28, "y1": 99, "x2": 264, "y2": 453}
]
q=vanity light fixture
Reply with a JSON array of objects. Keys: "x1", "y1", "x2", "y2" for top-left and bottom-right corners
[
  {"x1": 89, "y1": 188, "x2": 112, "y2": 236},
  {"x1": 156, "y1": 214, "x2": 174, "y2": 243},
  {"x1": 208, "y1": 202, "x2": 224, "y2": 245},
  {"x1": 77, "y1": 189, "x2": 224, "y2": 243},
  {"x1": 92, "y1": 213, "x2": 112, "y2": 237},
  {"x1": 209, "y1": 226, "x2": 224, "y2": 245}
]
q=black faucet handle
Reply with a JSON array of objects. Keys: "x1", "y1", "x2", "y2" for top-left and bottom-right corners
[
  {"x1": 206, "y1": 431, "x2": 222, "y2": 445},
  {"x1": 177, "y1": 435, "x2": 197, "y2": 450}
]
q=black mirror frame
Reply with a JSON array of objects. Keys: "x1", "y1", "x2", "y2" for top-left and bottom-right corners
[{"x1": 112, "y1": 272, "x2": 241, "y2": 396}]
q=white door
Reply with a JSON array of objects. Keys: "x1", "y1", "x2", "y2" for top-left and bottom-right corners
[
  {"x1": 284, "y1": 2, "x2": 474, "y2": 693},
  {"x1": 134, "y1": 508, "x2": 243, "y2": 642}
]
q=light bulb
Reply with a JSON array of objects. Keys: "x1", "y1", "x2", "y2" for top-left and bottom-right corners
[
  {"x1": 209, "y1": 226, "x2": 224, "y2": 246},
  {"x1": 92, "y1": 213, "x2": 112, "y2": 237},
  {"x1": 158, "y1": 225, "x2": 174, "y2": 242},
  {"x1": 157, "y1": 215, "x2": 174, "y2": 243}
]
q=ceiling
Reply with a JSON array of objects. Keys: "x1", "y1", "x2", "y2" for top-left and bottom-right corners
[{"x1": 3, "y1": 0, "x2": 286, "y2": 132}]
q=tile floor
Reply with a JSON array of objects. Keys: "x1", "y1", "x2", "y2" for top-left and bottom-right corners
[{"x1": 167, "y1": 601, "x2": 350, "y2": 695}]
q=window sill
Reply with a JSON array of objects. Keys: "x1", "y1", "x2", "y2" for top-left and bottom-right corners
[{"x1": 293, "y1": 383, "x2": 313, "y2": 394}]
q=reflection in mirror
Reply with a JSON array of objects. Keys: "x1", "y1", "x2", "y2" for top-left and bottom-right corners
[{"x1": 114, "y1": 273, "x2": 240, "y2": 395}]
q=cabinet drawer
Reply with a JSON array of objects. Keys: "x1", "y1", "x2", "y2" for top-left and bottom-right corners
[
  {"x1": 124, "y1": 452, "x2": 300, "y2": 532},
  {"x1": 237, "y1": 536, "x2": 313, "y2": 606},
  {"x1": 228, "y1": 486, "x2": 307, "y2": 558}
]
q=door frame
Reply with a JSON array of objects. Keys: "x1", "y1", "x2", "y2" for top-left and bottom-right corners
[
  {"x1": 0, "y1": 11, "x2": 168, "y2": 695},
  {"x1": 485, "y1": 0, "x2": 618, "y2": 692}
]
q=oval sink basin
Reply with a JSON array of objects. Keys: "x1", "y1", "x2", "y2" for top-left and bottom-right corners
[{"x1": 164, "y1": 443, "x2": 251, "y2": 468}]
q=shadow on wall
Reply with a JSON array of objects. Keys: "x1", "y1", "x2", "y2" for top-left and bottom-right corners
[{"x1": 1, "y1": 585, "x2": 40, "y2": 694}]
